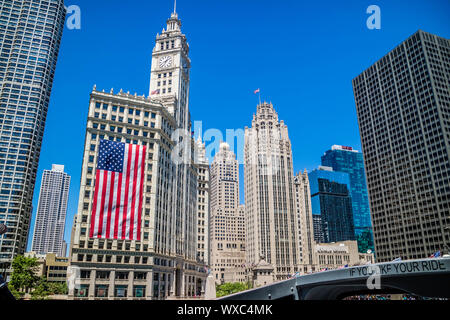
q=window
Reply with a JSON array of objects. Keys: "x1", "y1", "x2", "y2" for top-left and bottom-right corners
[
  {"x1": 95, "y1": 285, "x2": 108, "y2": 298},
  {"x1": 134, "y1": 286, "x2": 146, "y2": 298},
  {"x1": 115, "y1": 285, "x2": 127, "y2": 298}
]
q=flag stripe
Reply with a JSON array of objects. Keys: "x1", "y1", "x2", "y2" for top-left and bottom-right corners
[
  {"x1": 113, "y1": 172, "x2": 123, "y2": 239},
  {"x1": 122, "y1": 144, "x2": 133, "y2": 239},
  {"x1": 129, "y1": 145, "x2": 140, "y2": 239},
  {"x1": 105, "y1": 171, "x2": 115, "y2": 238},
  {"x1": 97, "y1": 170, "x2": 108, "y2": 238},
  {"x1": 89, "y1": 170, "x2": 101, "y2": 238},
  {"x1": 137, "y1": 146, "x2": 146, "y2": 241}
]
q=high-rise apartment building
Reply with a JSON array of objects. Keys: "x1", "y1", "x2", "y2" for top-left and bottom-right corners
[
  {"x1": 209, "y1": 142, "x2": 246, "y2": 284},
  {"x1": 194, "y1": 137, "x2": 210, "y2": 265},
  {"x1": 309, "y1": 166, "x2": 355, "y2": 244},
  {"x1": 69, "y1": 7, "x2": 206, "y2": 300},
  {"x1": 31, "y1": 164, "x2": 70, "y2": 257},
  {"x1": 321, "y1": 145, "x2": 374, "y2": 253},
  {"x1": 0, "y1": 0, "x2": 65, "y2": 272},
  {"x1": 244, "y1": 102, "x2": 300, "y2": 280},
  {"x1": 293, "y1": 171, "x2": 316, "y2": 271},
  {"x1": 353, "y1": 30, "x2": 450, "y2": 262}
]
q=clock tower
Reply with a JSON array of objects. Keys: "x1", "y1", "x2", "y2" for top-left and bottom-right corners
[{"x1": 149, "y1": 5, "x2": 191, "y2": 131}]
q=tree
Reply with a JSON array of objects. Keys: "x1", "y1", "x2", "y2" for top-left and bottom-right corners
[
  {"x1": 9, "y1": 255, "x2": 39, "y2": 294},
  {"x1": 216, "y1": 282, "x2": 249, "y2": 298},
  {"x1": 9, "y1": 255, "x2": 69, "y2": 300}
]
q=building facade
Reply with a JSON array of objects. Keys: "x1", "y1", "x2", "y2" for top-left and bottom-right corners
[
  {"x1": 309, "y1": 166, "x2": 355, "y2": 244},
  {"x1": 209, "y1": 142, "x2": 246, "y2": 284},
  {"x1": 353, "y1": 30, "x2": 450, "y2": 262},
  {"x1": 244, "y1": 102, "x2": 300, "y2": 280},
  {"x1": 68, "y1": 7, "x2": 207, "y2": 300},
  {"x1": 0, "y1": 0, "x2": 65, "y2": 273},
  {"x1": 321, "y1": 145, "x2": 374, "y2": 253},
  {"x1": 293, "y1": 171, "x2": 315, "y2": 270},
  {"x1": 194, "y1": 137, "x2": 210, "y2": 265},
  {"x1": 31, "y1": 164, "x2": 70, "y2": 257},
  {"x1": 314, "y1": 240, "x2": 374, "y2": 271}
]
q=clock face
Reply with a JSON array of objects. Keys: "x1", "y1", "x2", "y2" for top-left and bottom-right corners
[{"x1": 159, "y1": 55, "x2": 172, "y2": 68}]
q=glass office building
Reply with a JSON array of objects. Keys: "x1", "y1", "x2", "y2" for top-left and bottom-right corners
[
  {"x1": 309, "y1": 166, "x2": 355, "y2": 244},
  {"x1": 321, "y1": 145, "x2": 374, "y2": 253},
  {"x1": 0, "y1": 0, "x2": 65, "y2": 273}
]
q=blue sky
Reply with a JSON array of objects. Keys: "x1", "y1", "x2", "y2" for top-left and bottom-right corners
[{"x1": 27, "y1": 0, "x2": 450, "y2": 251}]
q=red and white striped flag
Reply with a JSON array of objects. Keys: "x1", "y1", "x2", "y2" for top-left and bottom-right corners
[
  {"x1": 89, "y1": 140, "x2": 146, "y2": 240},
  {"x1": 254, "y1": 88, "x2": 260, "y2": 94}
]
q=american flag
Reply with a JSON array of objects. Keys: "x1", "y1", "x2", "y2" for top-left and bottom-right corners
[{"x1": 89, "y1": 140, "x2": 146, "y2": 240}]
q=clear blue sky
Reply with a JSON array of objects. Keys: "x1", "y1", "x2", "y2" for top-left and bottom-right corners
[{"x1": 27, "y1": 0, "x2": 450, "y2": 251}]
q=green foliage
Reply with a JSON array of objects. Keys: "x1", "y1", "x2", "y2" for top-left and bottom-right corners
[
  {"x1": 9, "y1": 255, "x2": 68, "y2": 300},
  {"x1": 31, "y1": 277, "x2": 68, "y2": 300},
  {"x1": 216, "y1": 282, "x2": 250, "y2": 298},
  {"x1": 9, "y1": 255, "x2": 39, "y2": 293}
]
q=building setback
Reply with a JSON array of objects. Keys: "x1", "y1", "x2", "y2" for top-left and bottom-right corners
[
  {"x1": 321, "y1": 145, "x2": 374, "y2": 253},
  {"x1": 0, "y1": 0, "x2": 65, "y2": 273},
  {"x1": 31, "y1": 164, "x2": 70, "y2": 257},
  {"x1": 309, "y1": 166, "x2": 355, "y2": 244},
  {"x1": 353, "y1": 30, "x2": 450, "y2": 262},
  {"x1": 244, "y1": 102, "x2": 300, "y2": 280}
]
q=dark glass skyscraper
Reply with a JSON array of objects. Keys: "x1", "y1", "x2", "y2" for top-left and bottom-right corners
[
  {"x1": 353, "y1": 30, "x2": 450, "y2": 262},
  {"x1": 309, "y1": 166, "x2": 355, "y2": 244},
  {"x1": 0, "y1": 0, "x2": 65, "y2": 272},
  {"x1": 321, "y1": 145, "x2": 374, "y2": 254}
]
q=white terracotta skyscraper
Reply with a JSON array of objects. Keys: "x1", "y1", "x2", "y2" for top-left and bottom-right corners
[{"x1": 244, "y1": 102, "x2": 300, "y2": 280}]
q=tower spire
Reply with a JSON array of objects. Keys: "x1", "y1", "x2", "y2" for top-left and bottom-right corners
[{"x1": 174, "y1": 0, "x2": 177, "y2": 14}]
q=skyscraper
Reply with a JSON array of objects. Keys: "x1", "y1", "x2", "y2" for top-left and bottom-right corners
[
  {"x1": 321, "y1": 145, "x2": 374, "y2": 253},
  {"x1": 209, "y1": 142, "x2": 246, "y2": 284},
  {"x1": 309, "y1": 166, "x2": 355, "y2": 244},
  {"x1": 0, "y1": 0, "x2": 65, "y2": 272},
  {"x1": 69, "y1": 7, "x2": 206, "y2": 300},
  {"x1": 31, "y1": 164, "x2": 70, "y2": 257},
  {"x1": 244, "y1": 102, "x2": 300, "y2": 280},
  {"x1": 353, "y1": 30, "x2": 450, "y2": 262}
]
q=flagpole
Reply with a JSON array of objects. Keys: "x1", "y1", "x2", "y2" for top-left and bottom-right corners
[{"x1": 259, "y1": 91, "x2": 261, "y2": 106}]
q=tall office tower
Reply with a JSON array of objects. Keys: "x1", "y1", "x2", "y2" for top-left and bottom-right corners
[
  {"x1": 69, "y1": 6, "x2": 206, "y2": 301},
  {"x1": 148, "y1": 5, "x2": 198, "y2": 269},
  {"x1": 321, "y1": 145, "x2": 374, "y2": 253},
  {"x1": 244, "y1": 102, "x2": 300, "y2": 280},
  {"x1": 31, "y1": 165, "x2": 70, "y2": 256},
  {"x1": 209, "y1": 143, "x2": 246, "y2": 284},
  {"x1": 194, "y1": 137, "x2": 210, "y2": 265},
  {"x1": 353, "y1": 30, "x2": 450, "y2": 262},
  {"x1": 293, "y1": 171, "x2": 316, "y2": 271},
  {"x1": 0, "y1": 0, "x2": 65, "y2": 272},
  {"x1": 309, "y1": 166, "x2": 355, "y2": 244}
]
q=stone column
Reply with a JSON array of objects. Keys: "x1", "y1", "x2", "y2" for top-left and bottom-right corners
[
  {"x1": 108, "y1": 270, "x2": 115, "y2": 299},
  {"x1": 146, "y1": 270, "x2": 153, "y2": 300},
  {"x1": 89, "y1": 269, "x2": 96, "y2": 300},
  {"x1": 169, "y1": 270, "x2": 176, "y2": 297},
  {"x1": 127, "y1": 270, "x2": 134, "y2": 299}
]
